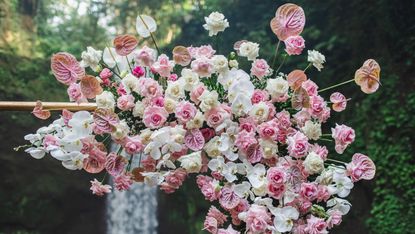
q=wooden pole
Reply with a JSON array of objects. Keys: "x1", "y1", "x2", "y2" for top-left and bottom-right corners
[{"x1": 0, "y1": 101, "x2": 97, "y2": 111}]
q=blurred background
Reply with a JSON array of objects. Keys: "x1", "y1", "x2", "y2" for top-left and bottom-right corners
[{"x1": 0, "y1": 0, "x2": 414, "y2": 233}]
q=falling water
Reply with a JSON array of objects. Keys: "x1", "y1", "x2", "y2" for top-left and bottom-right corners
[{"x1": 106, "y1": 148, "x2": 158, "y2": 234}]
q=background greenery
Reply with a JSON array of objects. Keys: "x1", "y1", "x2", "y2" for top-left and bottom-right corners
[{"x1": 0, "y1": 0, "x2": 414, "y2": 233}]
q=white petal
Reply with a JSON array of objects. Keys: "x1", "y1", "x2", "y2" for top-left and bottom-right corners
[{"x1": 136, "y1": 15, "x2": 157, "y2": 38}]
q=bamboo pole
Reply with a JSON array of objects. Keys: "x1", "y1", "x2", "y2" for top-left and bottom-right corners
[{"x1": 0, "y1": 101, "x2": 97, "y2": 111}]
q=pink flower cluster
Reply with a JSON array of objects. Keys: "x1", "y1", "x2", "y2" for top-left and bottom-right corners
[{"x1": 23, "y1": 3, "x2": 380, "y2": 234}]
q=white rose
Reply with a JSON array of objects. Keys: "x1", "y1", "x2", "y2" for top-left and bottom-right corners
[
  {"x1": 204, "y1": 136, "x2": 221, "y2": 157},
  {"x1": 301, "y1": 120, "x2": 322, "y2": 140},
  {"x1": 111, "y1": 120, "x2": 130, "y2": 140},
  {"x1": 163, "y1": 98, "x2": 177, "y2": 114},
  {"x1": 80, "y1": 46, "x2": 102, "y2": 72},
  {"x1": 249, "y1": 102, "x2": 270, "y2": 123},
  {"x1": 259, "y1": 139, "x2": 278, "y2": 159},
  {"x1": 165, "y1": 79, "x2": 185, "y2": 100},
  {"x1": 239, "y1": 41, "x2": 259, "y2": 61},
  {"x1": 203, "y1": 12, "x2": 229, "y2": 36},
  {"x1": 228, "y1": 59, "x2": 238, "y2": 68},
  {"x1": 266, "y1": 77, "x2": 289, "y2": 99},
  {"x1": 178, "y1": 151, "x2": 202, "y2": 173},
  {"x1": 132, "y1": 100, "x2": 145, "y2": 117},
  {"x1": 139, "y1": 129, "x2": 153, "y2": 145},
  {"x1": 199, "y1": 90, "x2": 219, "y2": 112},
  {"x1": 186, "y1": 111, "x2": 205, "y2": 129},
  {"x1": 122, "y1": 74, "x2": 139, "y2": 93},
  {"x1": 212, "y1": 55, "x2": 229, "y2": 74},
  {"x1": 96, "y1": 91, "x2": 115, "y2": 110},
  {"x1": 303, "y1": 152, "x2": 324, "y2": 175},
  {"x1": 180, "y1": 69, "x2": 199, "y2": 91},
  {"x1": 307, "y1": 50, "x2": 326, "y2": 71}
]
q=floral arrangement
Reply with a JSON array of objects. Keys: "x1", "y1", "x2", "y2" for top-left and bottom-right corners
[{"x1": 20, "y1": 3, "x2": 380, "y2": 234}]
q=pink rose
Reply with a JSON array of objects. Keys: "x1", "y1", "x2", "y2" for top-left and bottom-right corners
[
  {"x1": 203, "y1": 216, "x2": 218, "y2": 234},
  {"x1": 165, "y1": 168, "x2": 187, "y2": 188},
  {"x1": 185, "y1": 129, "x2": 205, "y2": 151},
  {"x1": 105, "y1": 152, "x2": 126, "y2": 176},
  {"x1": 132, "y1": 66, "x2": 145, "y2": 78},
  {"x1": 195, "y1": 45, "x2": 216, "y2": 58},
  {"x1": 140, "y1": 156, "x2": 156, "y2": 172},
  {"x1": 293, "y1": 109, "x2": 311, "y2": 127},
  {"x1": 251, "y1": 89, "x2": 269, "y2": 104},
  {"x1": 168, "y1": 73, "x2": 178, "y2": 81},
  {"x1": 135, "y1": 46, "x2": 156, "y2": 66},
  {"x1": 196, "y1": 175, "x2": 213, "y2": 189},
  {"x1": 275, "y1": 110, "x2": 292, "y2": 130},
  {"x1": 160, "y1": 182, "x2": 177, "y2": 194},
  {"x1": 117, "y1": 94, "x2": 135, "y2": 111},
  {"x1": 245, "y1": 205, "x2": 271, "y2": 233},
  {"x1": 219, "y1": 186, "x2": 240, "y2": 210},
  {"x1": 284, "y1": 35, "x2": 305, "y2": 55},
  {"x1": 90, "y1": 179, "x2": 111, "y2": 196},
  {"x1": 310, "y1": 144, "x2": 329, "y2": 160},
  {"x1": 143, "y1": 106, "x2": 168, "y2": 129},
  {"x1": 330, "y1": 92, "x2": 347, "y2": 112},
  {"x1": 316, "y1": 185, "x2": 330, "y2": 202},
  {"x1": 138, "y1": 78, "x2": 162, "y2": 99},
  {"x1": 305, "y1": 215, "x2": 328, "y2": 234},
  {"x1": 99, "y1": 68, "x2": 113, "y2": 80},
  {"x1": 267, "y1": 167, "x2": 286, "y2": 184},
  {"x1": 287, "y1": 131, "x2": 309, "y2": 158},
  {"x1": 308, "y1": 95, "x2": 326, "y2": 119},
  {"x1": 191, "y1": 57, "x2": 214, "y2": 77},
  {"x1": 175, "y1": 101, "x2": 197, "y2": 122},
  {"x1": 302, "y1": 79, "x2": 318, "y2": 96},
  {"x1": 346, "y1": 153, "x2": 376, "y2": 182},
  {"x1": 114, "y1": 173, "x2": 133, "y2": 191},
  {"x1": 239, "y1": 117, "x2": 257, "y2": 133},
  {"x1": 190, "y1": 84, "x2": 207, "y2": 104},
  {"x1": 300, "y1": 182, "x2": 318, "y2": 201},
  {"x1": 267, "y1": 183, "x2": 286, "y2": 199},
  {"x1": 123, "y1": 136, "x2": 144, "y2": 155},
  {"x1": 257, "y1": 120, "x2": 279, "y2": 140},
  {"x1": 151, "y1": 96, "x2": 165, "y2": 107},
  {"x1": 83, "y1": 147, "x2": 106, "y2": 174},
  {"x1": 235, "y1": 130, "x2": 257, "y2": 153},
  {"x1": 205, "y1": 106, "x2": 228, "y2": 128},
  {"x1": 331, "y1": 124, "x2": 355, "y2": 154},
  {"x1": 67, "y1": 83, "x2": 86, "y2": 103},
  {"x1": 250, "y1": 59, "x2": 270, "y2": 79},
  {"x1": 116, "y1": 83, "x2": 127, "y2": 96},
  {"x1": 151, "y1": 54, "x2": 174, "y2": 77},
  {"x1": 327, "y1": 210, "x2": 343, "y2": 229},
  {"x1": 218, "y1": 225, "x2": 240, "y2": 234},
  {"x1": 207, "y1": 206, "x2": 228, "y2": 226},
  {"x1": 201, "y1": 182, "x2": 219, "y2": 201},
  {"x1": 201, "y1": 128, "x2": 216, "y2": 141}
]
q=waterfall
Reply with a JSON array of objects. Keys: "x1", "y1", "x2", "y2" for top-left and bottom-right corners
[{"x1": 106, "y1": 148, "x2": 158, "y2": 234}]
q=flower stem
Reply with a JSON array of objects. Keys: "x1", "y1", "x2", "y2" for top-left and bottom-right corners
[
  {"x1": 126, "y1": 56, "x2": 133, "y2": 73},
  {"x1": 327, "y1": 158, "x2": 347, "y2": 164},
  {"x1": 106, "y1": 45, "x2": 121, "y2": 74},
  {"x1": 275, "y1": 54, "x2": 287, "y2": 75},
  {"x1": 303, "y1": 63, "x2": 312, "y2": 72},
  {"x1": 138, "y1": 15, "x2": 161, "y2": 55},
  {"x1": 271, "y1": 40, "x2": 281, "y2": 69},
  {"x1": 319, "y1": 138, "x2": 333, "y2": 142},
  {"x1": 318, "y1": 79, "x2": 354, "y2": 93}
]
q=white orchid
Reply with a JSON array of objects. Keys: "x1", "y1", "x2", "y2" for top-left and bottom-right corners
[
  {"x1": 61, "y1": 151, "x2": 87, "y2": 170},
  {"x1": 208, "y1": 156, "x2": 238, "y2": 182},
  {"x1": 156, "y1": 154, "x2": 176, "y2": 170},
  {"x1": 231, "y1": 94, "x2": 253, "y2": 117},
  {"x1": 178, "y1": 151, "x2": 202, "y2": 173},
  {"x1": 103, "y1": 47, "x2": 134, "y2": 73},
  {"x1": 141, "y1": 172, "x2": 165, "y2": 186},
  {"x1": 217, "y1": 133, "x2": 238, "y2": 161},
  {"x1": 327, "y1": 197, "x2": 352, "y2": 215},
  {"x1": 271, "y1": 206, "x2": 300, "y2": 233},
  {"x1": 328, "y1": 169, "x2": 354, "y2": 197},
  {"x1": 246, "y1": 163, "x2": 267, "y2": 189},
  {"x1": 234, "y1": 181, "x2": 255, "y2": 200}
]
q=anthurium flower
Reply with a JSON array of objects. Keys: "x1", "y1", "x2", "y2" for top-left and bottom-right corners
[
  {"x1": 136, "y1": 15, "x2": 157, "y2": 38},
  {"x1": 51, "y1": 52, "x2": 85, "y2": 85},
  {"x1": 113, "y1": 34, "x2": 138, "y2": 56},
  {"x1": 354, "y1": 59, "x2": 381, "y2": 94},
  {"x1": 270, "y1": 3, "x2": 305, "y2": 41},
  {"x1": 32, "y1": 101, "x2": 51, "y2": 120}
]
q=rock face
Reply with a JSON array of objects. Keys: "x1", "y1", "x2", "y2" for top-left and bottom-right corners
[{"x1": 107, "y1": 149, "x2": 158, "y2": 234}]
